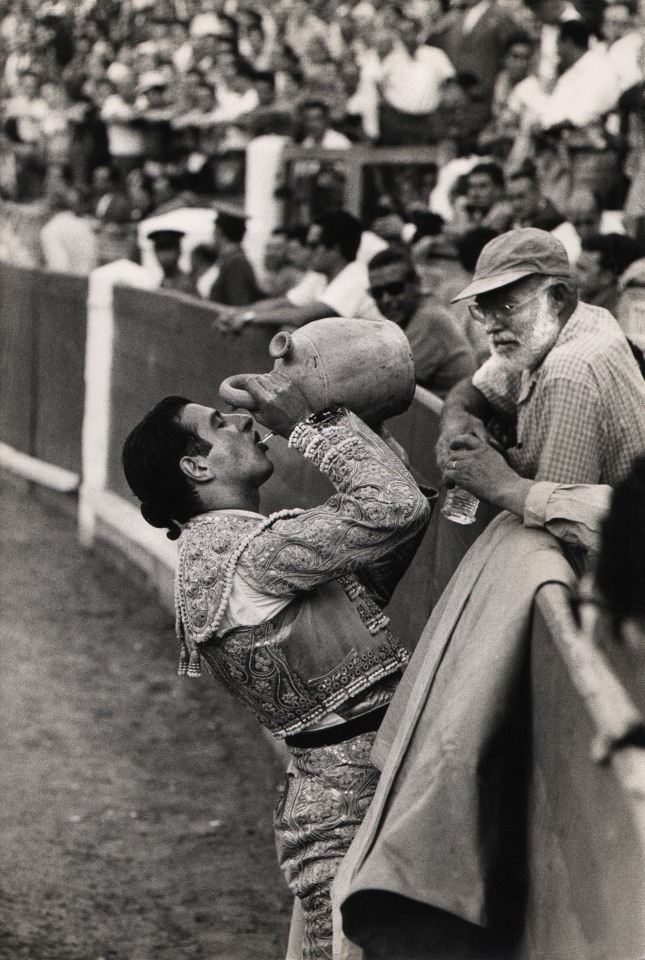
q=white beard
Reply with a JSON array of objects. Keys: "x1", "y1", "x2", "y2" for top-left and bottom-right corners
[{"x1": 492, "y1": 297, "x2": 562, "y2": 373}]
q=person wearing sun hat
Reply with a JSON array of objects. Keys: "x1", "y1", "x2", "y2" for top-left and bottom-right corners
[{"x1": 433, "y1": 227, "x2": 645, "y2": 502}]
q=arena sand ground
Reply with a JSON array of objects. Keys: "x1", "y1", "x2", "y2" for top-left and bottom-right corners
[{"x1": 0, "y1": 476, "x2": 291, "y2": 960}]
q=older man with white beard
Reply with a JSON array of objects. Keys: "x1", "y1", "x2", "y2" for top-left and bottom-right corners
[
  {"x1": 333, "y1": 232, "x2": 645, "y2": 960},
  {"x1": 436, "y1": 228, "x2": 645, "y2": 499}
]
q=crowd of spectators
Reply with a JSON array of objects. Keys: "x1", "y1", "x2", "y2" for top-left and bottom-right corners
[{"x1": 2, "y1": 0, "x2": 645, "y2": 390}]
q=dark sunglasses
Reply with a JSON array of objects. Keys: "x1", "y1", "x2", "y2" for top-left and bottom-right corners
[{"x1": 369, "y1": 278, "x2": 412, "y2": 300}]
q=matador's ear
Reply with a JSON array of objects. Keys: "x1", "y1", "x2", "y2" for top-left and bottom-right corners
[{"x1": 179, "y1": 454, "x2": 214, "y2": 483}]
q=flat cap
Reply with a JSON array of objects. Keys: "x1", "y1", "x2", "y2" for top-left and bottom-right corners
[{"x1": 452, "y1": 228, "x2": 572, "y2": 302}]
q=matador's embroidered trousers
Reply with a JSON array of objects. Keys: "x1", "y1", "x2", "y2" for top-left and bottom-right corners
[{"x1": 274, "y1": 732, "x2": 379, "y2": 960}]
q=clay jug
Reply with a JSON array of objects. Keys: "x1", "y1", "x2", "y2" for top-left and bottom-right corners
[{"x1": 219, "y1": 317, "x2": 415, "y2": 424}]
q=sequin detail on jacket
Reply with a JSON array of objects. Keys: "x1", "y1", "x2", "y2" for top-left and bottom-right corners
[{"x1": 174, "y1": 408, "x2": 434, "y2": 735}]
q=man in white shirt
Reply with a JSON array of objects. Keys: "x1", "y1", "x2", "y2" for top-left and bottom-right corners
[
  {"x1": 524, "y1": 21, "x2": 621, "y2": 131},
  {"x1": 100, "y1": 72, "x2": 147, "y2": 174},
  {"x1": 602, "y1": 2, "x2": 643, "y2": 97},
  {"x1": 218, "y1": 210, "x2": 384, "y2": 331},
  {"x1": 40, "y1": 185, "x2": 97, "y2": 275},
  {"x1": 377, "y1": 15, "x2": 455, "y2": 145},
  {"x1": 524, "y1": 0, "x2": 581, "y2": 88},
  {"x1": 4, "y1": 69, "x2": 48, "y2": 200}
]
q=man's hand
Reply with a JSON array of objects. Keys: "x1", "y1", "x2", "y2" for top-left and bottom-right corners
[
  {"x1": 435, "y1": 413, "x2": 490, "y2": 472},
  {"x1": 215, "y1": 309, "x2": 248, "y2": 334},
  {"x1": 224, "y1": 372, "x2": 314, "y2": 438},
  {"x1": 442, "y1": 434, "x2": 533, "y2": 517}
]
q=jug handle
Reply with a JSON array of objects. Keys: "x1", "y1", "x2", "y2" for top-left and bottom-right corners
[{"x1": 219, "y1": 374, "x2": 258, "y2": 409}]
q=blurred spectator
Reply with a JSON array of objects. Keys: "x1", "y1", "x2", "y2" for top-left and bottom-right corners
[
  {"x1": 479, "y1": 32, "x2": 541, "y2": 160},
  {"x1": 40, "y1": 81, "x2": 76, "y2": 174},
  {"x1": 124, "y1": 167, "x2": 153, "y2": 221},
  {"x1": 95, "y1": 192, "x2": 139, "y2": 267},
  {"x1": 135, "y1": 71, "x2": 176, "y2": 163},
  {"x1": 432, "y1": 71, "x2": 489, "y2": 158},
  {"x1": 190, "y1": 242, "x2": 219, "y2": 299},
  {"x1": 40, "y1": 183, "x2": 97, "y2": 275},
  {"x1": 3, "y1": 69, "x2": 48, "y2": 200},
  {"x1": 368, "y1": 202, "x2": 407, "y2": 247},
  {"x1": 506, "y1": 162, "x2": 564, "y2": 230},
  {"x1": 285, "y1": 99, "x2": 350, "y2": 225},
  {"x1": 298, "y1": 99, "x2": 350, "y2": 150},
  {"x1": 431, "y1": 0, "x2": 521, "y2": 120},
  {"x1": 337, "y1": 56, "x2": 376, "y2": 141},
  {"x1": 618, "y1": 74, "x2": 645, "y2": 239},
  {"x1": 209, "y1": 205, "x2": 261, "y2": 306},
  {"x1": 574, "y1": 232, "x2": 641, "y2": 312},
  {"x1": 410, "y1": 228, "x2": 462, "y2": 299},
  {"x1": 66, "y1": 86, "x2": 111, "y2": 189},
  {"x1": 260, "y1": 228, "x2": 305, "y2": 296},
  {"x1": 491, "y1": 32, "x2": 538, "y2": 122},
  {"x1": 222, "y1": 210, "x2": 382, "y2": 330},
  {"x1": 368, "y1": 247, "x2": 477, "y2": 397},
  {"x1": 238, "y1": 11, "x2": 275, "y2": 71},
  {"x1": 552, "y1": 187, "x2": 625, "y2": 263},
  {"x1": 409, "y1": 226, "x2": 491, "y2": 365},
  {"x1": 91, "y1": 165, "x2": 125, "y2": 218},
  {"x1": 517, "y1": 20, "x2": 622, "y2": 206},
  {"x1": 211, "y1": 52, "x2": 261, "y2": 123},
  {"x1": 446, "y1": 162, "x2": 513, "y2": 240},
  {"x1": 616, "y1": 257, "x2": 645, "y2": 349},
  {"x1": 148, "y1": 228, "x2": 199, "y2": 295},
  {"x1": 525, "y1": 0, "x2": 583, "y2": 91},
  {"x1": 376, "y1": 15, "x2": 455, "y2": 146},
  {"x1": 100, "y1": 71, "x2": 148, "y2": 176},
  {"x1": 284, "y1": 225, "x2": 311, "y2": 274},
  {"x1": 603, "y1": 2, "x2": 643, "y2": 98}
]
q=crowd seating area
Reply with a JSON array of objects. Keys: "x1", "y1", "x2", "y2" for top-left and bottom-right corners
[{"x1": 2, "y1": 0, "x2": 645, "y2": 329}]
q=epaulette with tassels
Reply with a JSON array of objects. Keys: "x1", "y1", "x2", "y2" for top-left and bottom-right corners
[{"x1": 175, "y1": 508, "x2": 304, "y2": 678}]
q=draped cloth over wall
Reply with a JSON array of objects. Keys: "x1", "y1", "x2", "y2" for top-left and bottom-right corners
[{"x1": 334, "y1": 513, "x2": 575, "y2": 959}]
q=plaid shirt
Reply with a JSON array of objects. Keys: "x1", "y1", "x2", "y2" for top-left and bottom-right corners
[{"x1": 472, "y1": 302, "x2": 645, "y2": 485}]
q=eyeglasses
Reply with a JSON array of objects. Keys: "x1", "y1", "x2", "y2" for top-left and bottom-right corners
[
  {"x1": 369, "y1": 277, "x2": 414, "y2": 300},
  {"x1": 468, "y1": 283, "x2": 553, "y2": 324}
]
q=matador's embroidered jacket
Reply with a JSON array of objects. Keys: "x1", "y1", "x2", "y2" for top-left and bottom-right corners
[{"x1": 175, "y1": 407, "x2": 435, "y2": 739}]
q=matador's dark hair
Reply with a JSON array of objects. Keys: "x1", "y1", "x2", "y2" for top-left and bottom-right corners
[
  {"x1": 121, "y1": 396, "x2": 211, "y2": 540},
  {"x1": 595, "y1": 456, "x2": 645, "y2": 622}
]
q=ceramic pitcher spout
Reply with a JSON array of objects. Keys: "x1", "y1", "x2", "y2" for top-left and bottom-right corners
[{"x1": 269, "y1": 331, "x2": 293, "y2": 359}]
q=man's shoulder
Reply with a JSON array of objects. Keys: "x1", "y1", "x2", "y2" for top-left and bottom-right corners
[
  {"x1": 325, "y1": 259, "x2": 367, "y2": 290},
  {"x1": 543, "y1": 303, "x2": 632, "y2": 378},
  {"x1": 180, "y1": 512, "x2": 263, "y2": 554},
  {"x1": 414, "y1": 295, "x2": 462, "y2": 329},
  {"x1": 417, "y1": 43, "x2": 453, "y2": 65}
]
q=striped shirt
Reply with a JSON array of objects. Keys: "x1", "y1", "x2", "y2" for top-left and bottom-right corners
[{"x1": 472, "y1": 302, "x2": 645, "y2": 486}]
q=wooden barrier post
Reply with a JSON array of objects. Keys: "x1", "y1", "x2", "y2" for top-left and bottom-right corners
[{"x1": 78, "y1": 260, "x2": 158, "y2": 549}]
